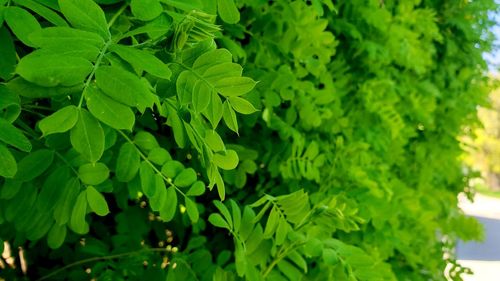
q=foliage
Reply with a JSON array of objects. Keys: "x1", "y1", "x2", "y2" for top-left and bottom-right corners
[{"x1": 0, "y1": 0, "x2": 496, "y2": 280}]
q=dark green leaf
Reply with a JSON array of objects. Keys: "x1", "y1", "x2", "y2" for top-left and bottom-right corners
[
  {"x1": 53, "y1": 177, "x2": 80, "y2": 226},
  {"x1": 47, "y1": 223, "x2": 67, "y2": 249},
  {"x1": 116, "y1": 142, "x2": 140, "y2": 182},
  {"x1": 0, "y1": 117, "x2": 32, "y2": 152},
  {"x1": 0, "y1": 26, "x2": 16, "y2": 80},
  {"x1": 0, "y1": 145, "x2": 17, "y2": 178},
  {"x1": 5, "y1": 77, "x2": 80, "y2": 98},
  {"x1": 15, "y1": 149, "x2": 54, "y2": 182}
]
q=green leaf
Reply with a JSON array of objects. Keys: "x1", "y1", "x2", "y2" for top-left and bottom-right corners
[
  {"x1": 0, "y1": 144, "x2": 17, "y2": 178},
  {"x1": 13, "y1": 0, "x2": 68, "y2": 27},
  {"x1": 186, "y1": 181, "x2": 205, "y2": 196},
  {"x1": 29, "y1": 27, "x2": 105, "y2": 48},
  {"x1": 38, "y1": 105, "x2": 79, "y2": 137},
  {"x1": 205, "y1": 130, "x2": 225, "y2": 152},
  {"x1": 95, "y1": 66, "x2": 150, "y2": 107},
  {"x1": 0, "y1": 85, "x2": 20, "y2": 123},
  {"x1": 150, "y1": 175, "x2": 166, "y2": 211},
  {"x1": 215, "y1": 77, "x2": 256, "y2": 97},
  {"x1": 0, "y1": 179, "x2": 22, "y2": 199},
  {"x1": 263, "y1": 207, "x2": 279, "y2": 238},
  {"x1": 164, "y1": 103, "x2": 187, "y2": 148},
  {"x1": 208, "y1": 213, "x2": 230, "y2": 229},
  {"x1": 70, "y1": 108, "x2": 105, "y2": 163},
  {"x1": 130, "y1": 0, "x2": 163, "y2": 21},
  {"x1": 213, "y1": 149, "x2": 239, "y2": 170},
  {"x1": 217, "y1": 0, "x2": 240, "y2": 24},
  {"x1": 222, "y1": 101, "x2": 238, "y2": 134},
  {"x1": 230, "y1": 200, "x2": 241, "y2": 231},
  {"x1": 109, "y1": 44, "x2": 171, "y2": 79},
  {"x1": 214, "y1": 200, "x2": 233, "y2": 228},
  {"x1": 161, "y1": 160, "x2": 184, "y2": 178},
  {"x1": 159, "y1": 186, "x2": 177, "y2": 221},
  {"x1": 140, "y1": 161, "x2": 158, "y2": 197},
  {"x1": 4, "y1": 6, "x2": 41, "y2": 47},
  {"x1": 134, "y1": 131, "x2": 159, "y2": 151},
  {"x1": 0, "y1": 117, "x2": 32, "y2": 152},
  {"x1": 47, "y1": 223, "x2": 67, "y2": 249},
  {"x1": 203, "y1": 92, "x2": 223, "y2": 129},
  {"x1": 54, "y1": 177, "x2": 80, "y2": 226},
  {"x1": 229, "y1": 96, "x2": 258, "y2": 114},
  {"x1": 116, "y1": 142, "x2": 141, "y2": 182},
  {"x1": 192, "y1": 81, "x2": 212, "y2": 112},
  {"x1": 70, "y1": 190, "x2": 89, "y2": 234},
  {"x1": 147, "y1": 147, "x2": 172, "y2": 165},
  {"x1": 85, "y1": 86, "x2": 135, "y2": 130},
  {"x1": 78, "y1": 162, "x2": 110, "y2": 185},
  {"x1": 16, "y1": 51, "x2": 93, "y2": 87},
  {"x1": 86, "y1": 185, "x2": 109, "y2": 216},
  {"x1": 5, "y1": 77, "x2": 80, "y2": 98},
  {"x1": 15, "y1": 149, "x2": 54, "y2": 182},
  {"x1": 0, "y1": 26, "x2": 16, "y2": 80},
  {"x1": 185, "y1": 197, "x2": 199, "y2": 223},
  {"x1": 37, "y1": 166, "x2": 70, "y2": 212},
  {"x1": 174, "y1": 168, "x2": 197, "y2": 187},
  {"x1": 58, "y1": 0, "x2": 109, "y2": 39}
]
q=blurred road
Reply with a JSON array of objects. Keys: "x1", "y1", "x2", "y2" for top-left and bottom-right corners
[{"x1": 458, "y1": 193, "x2": 500, "y2": 281}]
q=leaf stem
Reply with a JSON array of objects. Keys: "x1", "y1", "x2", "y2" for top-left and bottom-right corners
[
  {"x1": 35, "y1": 247, "x2": 169, "y2": 281},
  {"x1": 107, "y1": 3, "x2": 128, "y2": 28}
]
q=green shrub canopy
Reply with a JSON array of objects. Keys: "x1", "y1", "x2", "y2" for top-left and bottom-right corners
[{"x1": 0, "y1": 0, "x2": 496, "y2": 280}]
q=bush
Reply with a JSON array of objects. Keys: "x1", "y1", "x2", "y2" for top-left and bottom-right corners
[{"x1": 0, "y1": 0, "x2": 496, "y2": 280}]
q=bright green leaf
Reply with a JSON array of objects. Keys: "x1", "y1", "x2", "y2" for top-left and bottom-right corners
[
  {"x1": 217, "y1": 0, "x2": 240, "y2": 24},
  {"x1": 47, "y1": 223, "x2": 67, "y2": 249},
  {"x1": 85, "y1": 86, "x2": 135, "y2": 130},
  {"x1": 140, "y1": 161, "x2": 157, "y2": 198},
  {"x1": 16, "y1": 51, "x2": 93, "y2": 87},
  {"x1": 78, "y1": 162, "x2": 110, "y2": 185},
  {"x1": 229, "y1": 96, "x2": 258, "y2": 114},
  {"x1": 110, "y1": 44, "x2": 171, "y2": 79},
  {"x1": 70, "y1": 108, "x2": 105, "y2": 163},
  {"x1": 38, "y1": 105, "x2": 79, "y2": 137},
  {"x1": 186, "y1": 181, "x2": 205, "y2": 196},
  {"x1": 215, "y1": 77, "x2": 256, "y2": 97},
  {"x1": 131, "y1": 0, "x2": 163, "y2": 21},
  {"x1": 69, "y1": 190, "x2": 89, "y2": 234},
  {"x1": 185, "y1": 197, "x2": 199, "y2": 223},
  {"x1": 86, "y1": 185, "x2": 109, "y2": 216},
  {"x1": 222, "y1": 101, "x2": 238, "y2": 134},
  {"x1": 4, "y1": 6, "x2": 41, "y2": 47},
  {"x1": 159, "y1": 186, "x2": 177, "y2": 221},
  {"x1": 174, "y1": 168, "x2": 197, "y2": 188},
  {"x1": 213, "y1": 149, "x2": 239, "y2": 170},
  {"x1": 58, "y1": 0, "x2": 109, "y2": 39},
  {"x1": 208, "y1": 213, "x2": 230, "y2": 229}
]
